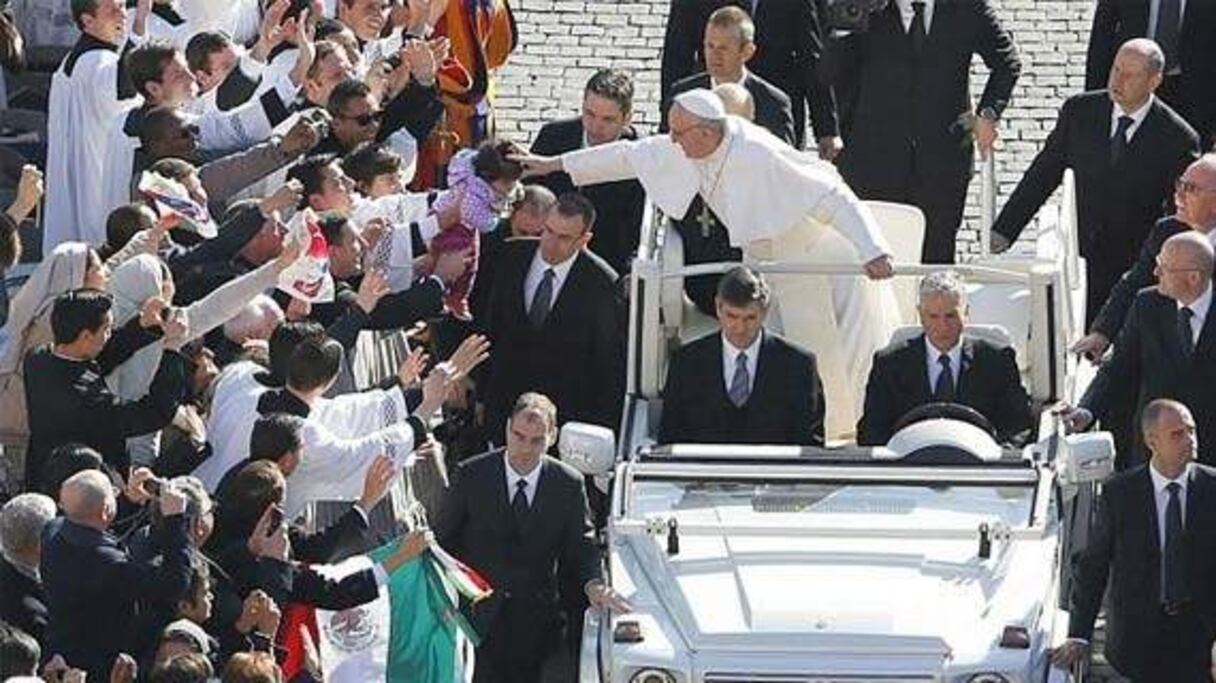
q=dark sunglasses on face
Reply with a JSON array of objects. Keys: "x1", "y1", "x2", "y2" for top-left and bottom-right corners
[{"x1": 341, "y1": 110, "x2": 383, "y2": 127}]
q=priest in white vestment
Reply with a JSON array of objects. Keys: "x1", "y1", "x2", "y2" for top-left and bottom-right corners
[{"x1": 516, "y1": 89, "x2": 903, "y2": 438}]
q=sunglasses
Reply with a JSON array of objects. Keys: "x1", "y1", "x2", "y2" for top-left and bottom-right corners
[{"x1": 340, "y1": 110, "x2": 384, "y2": 127}]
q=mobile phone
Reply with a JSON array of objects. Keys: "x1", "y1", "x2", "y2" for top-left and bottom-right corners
[
  {"x1": 283, "y1": 0, "x2": 311, "y2": 21},
  {"x1": 266, "y1": 505, "x2": 284, "y2": 536},
  {"x1": 144, "y1": 477, "x2": 165, "y2": 496}
]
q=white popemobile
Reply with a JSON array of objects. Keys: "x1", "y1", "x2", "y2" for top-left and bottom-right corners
[{"x1": 558, "y1": 170, "x2": 1112, "y2": 683}]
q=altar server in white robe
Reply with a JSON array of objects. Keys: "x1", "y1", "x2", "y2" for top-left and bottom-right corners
[
  {"x1": 43, "y1": 0, "x2": 151, "y2": 252},
  {"x1": 516, "y1": 89, "x2": 902, "y2": 438},
  {"x1": 98, "y1": 36, "x2": 309, "y2": 218}
]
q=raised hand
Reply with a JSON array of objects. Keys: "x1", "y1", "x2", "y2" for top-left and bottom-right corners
[
  {"x1": 397, "y1": 347, "x2": 430, "y2": 387},
  {"x1": 7, "y1": 165, "x2": 44, "y2": 223},
  {"x1": 355, "y1": 268, "x2": 391, "y2": 313},
  {"x1": 446, "y1": 333, "x2": 490, "y2": 379},
  {"x1": 252, "y1": 0, "x2": 290, "y2": 62},
  {"x1": 139, "y1": 296, "x2": 170, "y2": 329},
  {"x1": 260, "y1": 179, "x2": 304, "y2": 217},
  {"x1": 358, "y1": 454, "x2": 399, "y2": 512}
]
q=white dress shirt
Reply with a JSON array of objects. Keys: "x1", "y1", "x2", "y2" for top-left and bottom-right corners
[
  {"x1": 722, "y1": 331, "x2": 762, "y2": 396},
  {"x1": 1149, "y1": 461, "x2": 1191, "y2": 551},
  {"x1": 925, "y1": 337, "x2": 963, "y2": 393},
  {"x1": 524, "y1": 248, "x2": 579, "y2": 311},
  {"x1": 504, "y1": 455, "x2": 543, "y2": 506},
  {"x1": 896, "y1": 0, "x2": 935, "y2": 33},
  {"x1": 710, "y1": 68, "x2": 749, "y2": 89},
  {"x1": 1110, "y1": 95, "x2": 1154, "y2": 141},
  {"x1": 1179, "y1": 282, "x2": 1213, "y2": 346}
]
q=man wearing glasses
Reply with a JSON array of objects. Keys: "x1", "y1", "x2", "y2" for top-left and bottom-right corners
[{"x1": 1061, "y1": 232, "x2": 1216, "y2": 467}]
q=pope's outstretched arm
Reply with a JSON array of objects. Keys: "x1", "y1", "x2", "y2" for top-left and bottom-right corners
[{"x1": 513, "y1": 140, "x2": 641, "y2": 186}]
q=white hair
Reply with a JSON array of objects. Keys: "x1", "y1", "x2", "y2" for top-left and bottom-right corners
[
  {"x1": 0, "y1": 493, "x2": 56, "y2": 567},
  {"x1": 918, "y1": 270, "x2": 968, "y2": 306},
  {"x1": 223, "y1": 294, "x2": 284, "y2": 343},
  {"x1": 60, "y1": 469, "x2": 113, "y2": 520}
]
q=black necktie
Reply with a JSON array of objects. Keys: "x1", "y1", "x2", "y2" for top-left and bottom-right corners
[
  {"x1": 909, "y1": 1, "x2": 928, "y2": 57},
  {"x1": 1179, "y1": 306, "x2": 1195, "y2": 357},
  {"x1": 511, "y1": 479, "x2": 529, "y2": 527},
  {"x1": 528, "y1": 268, "x2": 555, "y2": 329},
  {"x1": 1163, "y1": 481, "x2": 1190, "y2": 607},
  {"x1": 933, "y1": 353, "x2": 955, "y2": 402},
  {"x1": 1110, "y1": 115, "x2": 1134, "y2": 164},
  {"x1": 1155, "y1": 0, "x2": 1182, "y2": 72}
]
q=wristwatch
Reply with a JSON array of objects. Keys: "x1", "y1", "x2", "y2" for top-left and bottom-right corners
[{"x1": 978, "y1": 107, "x2": 999, "y2": 121}]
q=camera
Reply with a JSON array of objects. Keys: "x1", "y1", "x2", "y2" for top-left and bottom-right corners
[
  {"x1": 823, "y1": 0, "x2": 890, "y2": 32},
  {"x1": 143, "y1": 476, "x2": 168, "y2": 496}
]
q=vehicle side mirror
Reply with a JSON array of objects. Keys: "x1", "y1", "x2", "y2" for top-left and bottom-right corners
[
  {"x1": 1056, "y1": 431, "x2": 1114, "y2": 486},
  {"x1": 560, "y1": 422, "x2": 616, "y2": 477}
]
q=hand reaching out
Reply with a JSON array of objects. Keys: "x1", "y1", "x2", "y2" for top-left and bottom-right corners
[{"x1": 397, "y1": 347, "x2": 430, "y2": 387}]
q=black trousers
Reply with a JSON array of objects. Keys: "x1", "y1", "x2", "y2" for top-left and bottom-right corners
[{"x1": 1116, "y1": 606, "x2": 1211, "y2": 682}]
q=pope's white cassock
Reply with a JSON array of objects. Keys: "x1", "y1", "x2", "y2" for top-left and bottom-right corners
[
  {"x1": 44, "y1": 34, "x2": 143, "y2": 252},
  {"x1": 99, "y1": 73, "x2": 298, "y2": 218},
  {"x1": 560, "y1": 96, "x2": 902, "y2": 438},
  {"x1": 197, "y1": 361, "x2": 423, "y2": 520}
]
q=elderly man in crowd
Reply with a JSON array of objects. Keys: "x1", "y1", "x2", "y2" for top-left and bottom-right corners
[{"x1": 0, "y1": 492, "x2": 57, "y2": 642}]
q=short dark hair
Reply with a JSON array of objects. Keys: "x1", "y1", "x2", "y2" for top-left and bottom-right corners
[
  {"x1": 286, "y1": 336, "x2": 344, "y2": 392},
  {"x1": 140, "y1": 106, "x2": 190, "y2": 150},
  {"x1": 181, "y1": 555, "x2": 211, "y2": 609},
  {"x1": 584, "y1": 68, "x2": 634, "y2": 115},
  {"x1": 150, "y1": 652, "x2": 214, "y2": 683},
  {"x1": 105, "y1": 204, "x2": 157, "y2": 256},
  {"x1": 40, "y1": 443, "x2": 104, "y2": 498},
  {"x1": 315, "y1": 16, "x2": 351, "y2": 42},
  {"x1": 268, "y1": 320, "x2": 326, "y2": 385},
  {"x1": 215, "y1": 460, "x2": 285, "y2": 548},
  {"x1": 554, "y1": 192, "x2": 596, "y2": 233},
  {"x1": 185, "y1": 31, "x2": 231, "y2": 74},
  {"x1": 472, "y1": 140, "x2": 524, "y2": 183},
  {"x1": 127, "y1": 40, "x2": 180, "y2": 98},
  {"x1": 1141, "y1": 398, "x2": 1191, "y2": 438},
  {"x1": 149, "y1": 157, "x2": 198, "y2": 184},
  {"x1": 0, "y1": 621, "x2": 40, "y2": 678},
  {"x1": 317, "y1": 214, "x2": 350, "y2": 247},
  {"x1": 286, "y1": 154, "x2": 340, "y2": 209},
  {"x1": 715, "y1": 266, "x2": 770, "y2": 309},
  {"x1": 250, "y1": 414, "x2": 306, "y2": 462},
  {"x1": 326, "y1": 77, "x2": 371, "y2": 118},
  {"x1": 70, "y1": 0, "x2": 101, "y2": 29},
  {"x1": 51, "y1": 288, "x2": 113, "y2": 345},
  {"x1": 342, "y1": 142, "x2": 401, "y2": 190},
  {"x1": 0, "y1": 213, "x2": 20, "y2": 269}
]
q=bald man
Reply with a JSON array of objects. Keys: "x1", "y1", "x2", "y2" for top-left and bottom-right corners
[
  {"x1": 992, "y1": 39, "x2": 1199, "y2": 326},
  {"x1": 41, "y1": 470, "x2": 193, "y2": 680},
  {"x1": 1065, "y1": 232, "x2": 1216, "y2": 466}
]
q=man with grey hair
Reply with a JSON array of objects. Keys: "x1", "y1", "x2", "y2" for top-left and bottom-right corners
[
  {"x1": 0, "y1": 492, "x2": 57, "y2": 641},
  {"x1": 40, "y1": 469, "x2": 194, "y2": 680},
  {"x1": 858, "y1": 270, "x2": 1032, "y2": 445},
  {"x1": 660, "y1": 266, "x2": 825, "y2": 445},
  {"x1": 992, "y1": 38, "x2": 1199, "y2": 327},
  {"x1": 219, "y1": 294, "x2": 284, "y2": 364},
  {"x1": 1063, "y1": 231, "x2": 1216, "y2": 466}
]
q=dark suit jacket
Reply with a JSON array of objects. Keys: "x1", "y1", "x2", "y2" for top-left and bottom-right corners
[
  {"x1": 660, "y1": 0, "x2": 838, "y2": 148},
  {"x1": 1085, "y1": 0, "x2": 1216, "y2": 143},
  {"x1": 0, "y1": 555, "x2": 47, "y2": 644},
  {"x1": 659, "y1": 331, "x2": 825, "y2": 446},
  {"x1": 993, "y1": 92, "x2": 1198, "y2": 283},
  {"x1": 41, "y1": 516, "x2": 193, "y2": 680},
  {"x1": 1091, "y1": 215, "x2": 1190, "y2": 339},
  {"x1": 824, "y1": 0, "x2": 1020, "y2": 190},
  {"x1": 663, "y1": 70, "x2": 797, "y2": 146},
  {"x1": 530, "y1": 118, "x2": 647, "y2": 274},
  {"x1": 1069, "y1": 464, "x2": 1216, "y2": 678},
  {"x1": 856, "y1": 334, "x2": 1033, "y2": 446},
  {"x1": 1082, "y1": 287, "x2": 1216, "y2": 464},
  {"x1": 434, "y1": 451, "x2": 600, "y2": 661},
  {"x1": 480, "y1": 240, "x2": 625, "y2": 437}
]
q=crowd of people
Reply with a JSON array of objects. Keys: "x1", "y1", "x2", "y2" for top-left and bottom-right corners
[{"x1": 0, "y1": 0, "x2": 1212, "y2": 680}]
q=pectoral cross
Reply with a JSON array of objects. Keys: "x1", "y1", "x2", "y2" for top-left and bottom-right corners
[{"x1": 696, "y1": 203, "x2": 715, "y2": 239}]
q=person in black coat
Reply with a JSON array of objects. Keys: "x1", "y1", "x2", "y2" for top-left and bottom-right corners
[
  {"x1": 858, "y1": 271, "x2": 1033, "y2": 445},
  {"x1": 435, "y1": 393, "x2": 628, "y2": 683},
  {"x1": 1053, "y1": 399, "x2": 1216, "y2": 679},
  {"x1": 660, "y1": 266, "x2": 825, "y2": 446},
  {"x1": 661, "y1": 0, "x2": 839, "y2": 155},
  {"x1": 822, "y1": 0, "x2": 1021, "y2": 264},
  {"x1": 1074, "y1": 155, "x2": 1216, "y2": 358},
  {"x1": 1085, "y1": 0, "x2": 1216, "y2": 147},
  {"x1": 992, "y1": 40, "x2": 1199, "y2": 323},
  {"x1": 662, "y1": 6, "x2": 796, "y2": 146},
  {"x1": 41, "y1": 469, "x2": 194, "y2": 680},
  {"x1": 530, "y1": 69, "x2": 646, "y2": 275},
  {"x1": 0, "y1": 493, "x2": 56, "y2": 645},
  {"x1": 1064, "y1": 233, "x2": 1216, "y2": 467},
  {"x1": 479, "y1": 194, "x2": 625, "y2": 440}
]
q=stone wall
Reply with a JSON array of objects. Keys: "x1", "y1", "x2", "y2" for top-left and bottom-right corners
[{"x1": 492, "y1": 0, "x2": 1097, "y2": 259}]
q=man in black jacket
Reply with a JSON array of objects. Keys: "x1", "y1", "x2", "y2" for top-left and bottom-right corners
[
  {"x1": 530, "y1": 69, "x2": 645, "y2": 275},
  {"x1": 661, "y1": 0, "x2": 840, "y2": 156},
  {"x1": 823, "y1": 0, "x2": 1021, "y2": 264},
  {"x1": 436, "y1": 392, "x2": 628, "y2": 683},
  {"x1": 1063, "y1": 232, "x2": 1216, "y2": 466},
  {"x1": 660, "y1": 266, "x2": 825, "y2": 446},
  {"x1": 992, "y1": 39, "x2": 1199, "y2": 323},
  {"x1": 1053, "y1": 399, "x2": 1216, "y2": 679},
  {"x1": 1085, "y1": 0, "x2": 1216, "y2": 147},
  {"x1": 41, "y1": 469, "x2": 194, "y2": 680},
  {"x1": 0, "y1": 492, "x2": 56, "y2": 644},
  {"x1": 857, "y1": 271, "x2": 1032, "y2": 445}
]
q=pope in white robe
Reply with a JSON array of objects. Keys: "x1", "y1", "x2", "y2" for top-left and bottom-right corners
[{"x1": 518, "y1": 89, "x2": 902, "y2": 439}]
